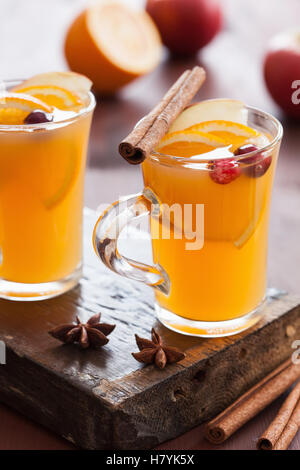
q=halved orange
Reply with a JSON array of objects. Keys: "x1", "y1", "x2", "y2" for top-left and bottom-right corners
[
  {"x1": 64, "y1": 2, "x2": 162, "y2": 93},
  {"x1": 0, "y1": 93, "x2": 52, "y2": 125},
  {"x1": 157, "y1": 130, "x2": 228, "y2": 157}
]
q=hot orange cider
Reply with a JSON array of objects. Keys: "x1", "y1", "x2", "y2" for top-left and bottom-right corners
[
  {"x1": 93, "y1": 93, "x2": 283, "y2": 337},
  {"x1": 142, "y1": 99, "x2": 282, "y2": 334},
  {"x1": 0, "y1": 72, "x2": 95, "y2": 299}
]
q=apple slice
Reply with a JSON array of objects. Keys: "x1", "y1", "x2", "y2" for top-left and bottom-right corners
[
  {"x1": 13, "y1": 72, "x2": 92, "y2": 103},
  {"x1": 169, "y1": 99, "x2": 248, "y2": 133}
]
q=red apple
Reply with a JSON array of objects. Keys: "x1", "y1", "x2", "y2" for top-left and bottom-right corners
[
  {"x1": 146, "y1": 0, "x2": 223, "y2": 55},
  {"x1": 264, "y1": 30, "x2": 300, "y2": 118}
]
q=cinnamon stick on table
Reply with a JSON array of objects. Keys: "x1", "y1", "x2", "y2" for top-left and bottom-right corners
[
  {"x1": 119, "y1": 66, "x2": 206, "y2": 165},
  {"x1": 257, "y1": 380, "x2": 300, "y2": 450},
  {"x1": 205, "y1": 359, "x2": 300, "y2": 445}
]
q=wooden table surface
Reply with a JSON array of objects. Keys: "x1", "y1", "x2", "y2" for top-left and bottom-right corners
[{"x1": 0, "y1": 0, "x2": 299, "y2": 450}]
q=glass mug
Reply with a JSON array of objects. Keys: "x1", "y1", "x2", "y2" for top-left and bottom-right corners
[
  {"x1": 93, "y1": 105, "x2": 283, "y2": 337},
  {"x1": 0, "y1": 80, "x2": 95, "y2": 300}
]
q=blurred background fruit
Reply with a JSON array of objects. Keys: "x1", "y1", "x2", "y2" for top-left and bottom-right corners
[
  {"x1": 64, "y1": 1, "x2": 162, "y2": 94},
  {"x1": 264, "y1": 30, "x2": 300, "y2": 118},
  {"x1": 146, "y1": 0, "x2": 223, "y2": 55}
]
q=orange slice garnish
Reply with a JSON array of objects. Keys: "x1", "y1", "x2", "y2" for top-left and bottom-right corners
[
  {"x1": 12, "y1": 71, "x2": 92, "y2": 110},
  {"x1": 26, "y1": 138, "x2": 80, "y2": 210},
  {"x1": 157, "y1": 130, "x2": 228, "y2": 157},
  {"x1": 186, "y1": 120, "x2": 260, "y2": 151},
  {"x1": 13, "y1": 85, "x2": 83, "y2": 111},
  {"x1": 42, "y1": 144, "x2": 79, "y2": 209},
  {"x1": 0, "y1": 93, "x2": 52, "y2": 125}
]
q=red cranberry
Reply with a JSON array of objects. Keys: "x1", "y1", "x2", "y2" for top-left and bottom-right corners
[
  {"x1": 235, "y1": 144, "x2": 258, "y2": 156},
  {"x1": 245, "y1": 154, "x2": 272, "y2": 177},
  {"x1": 24, "y1": 110, "x2": 53, "y2": 124},
  {"x1": 210, "y1": 158, "x2": 241, "y2": 184},
  {"x1": 235, "y1": 144, "x2": 272, "y2": 177}
]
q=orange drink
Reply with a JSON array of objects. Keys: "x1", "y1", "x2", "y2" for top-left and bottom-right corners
[
  {"x1": 94, "y1": 98, "x2": 282, "y2": 337},
  {"x1": 144, "y1": 162, "x2": 276, "y2": 325},
  {"x1": 0, "y1": 73, "x2": 95, "y2": 300},
  {"x1": 144, "y1": 100, "x2": 282, "y2": 335}
]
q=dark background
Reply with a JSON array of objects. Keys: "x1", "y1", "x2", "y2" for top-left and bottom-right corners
[{"x1": 0, "y1": 0, "x2": 299, "y2": 450}]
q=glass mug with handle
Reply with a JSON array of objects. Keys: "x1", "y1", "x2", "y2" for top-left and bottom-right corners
[{"x1": 93, "y1": 100, "x2": 283, "y2": 337}]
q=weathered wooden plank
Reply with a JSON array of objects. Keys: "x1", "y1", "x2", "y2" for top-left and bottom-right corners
[{"x1": 0, "y1": 210, "x2": 299, "y2": 449}]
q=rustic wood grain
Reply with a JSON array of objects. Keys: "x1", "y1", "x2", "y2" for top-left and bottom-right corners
[
  {"x1": 0, "y1": 211, "x2": 299, "y2": 449},
  {"x1": 0, "y1": 0, "x2": 299, "y2": 450}
]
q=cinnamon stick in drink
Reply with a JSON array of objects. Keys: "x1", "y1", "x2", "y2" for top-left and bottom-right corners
[
  {"x1": 257, "y1": 381, "x2": 300, "y2": 450},
  {"x1": 119, "y1": 66, "x2": 206, "y2": 164},
  {"x1": 205, "y1": 359, "x2": 300, "y2": 445}
]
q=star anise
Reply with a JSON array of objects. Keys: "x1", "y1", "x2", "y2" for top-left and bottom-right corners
[
  {"x1": 132, "y1": 328, "x2": 186, "y2": 369},
  {"x1": 49, "y1": 313, "x2": 115, "y2": 349}
]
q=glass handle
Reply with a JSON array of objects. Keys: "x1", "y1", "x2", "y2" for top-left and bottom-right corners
[{"x1": 93, "y1": 190, "x2": 170, "y2": 295}]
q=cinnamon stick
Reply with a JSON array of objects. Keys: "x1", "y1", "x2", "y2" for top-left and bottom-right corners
[
  {"x1": 205, "y1": 359, "x2": 300, "y2": 445},
  {"x1": 274, "y1": 398, "x2": 300, "y2": 450},
  {"x1": 257, "y1": 381, "x2": 300, "y2": 450},
  {"x1": 119, "y1": 66, "x2": 206, "y2": 164}
]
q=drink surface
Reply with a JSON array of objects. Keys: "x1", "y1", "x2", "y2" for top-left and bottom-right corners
[
  {"x1": 0, "y1": 72, "x2": 93, "y2": 285},
  {"x1": 142, "y1": 99, "x2": 280, "y2": 326}
]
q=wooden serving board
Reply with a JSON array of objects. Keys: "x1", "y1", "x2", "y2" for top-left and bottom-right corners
[{"x1": 0, "y1": 209, "x2": 299, "y2": 450}]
